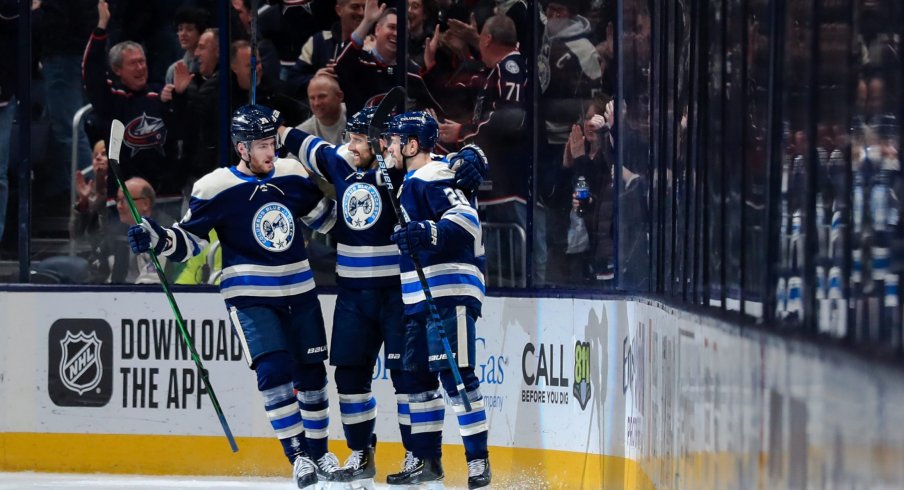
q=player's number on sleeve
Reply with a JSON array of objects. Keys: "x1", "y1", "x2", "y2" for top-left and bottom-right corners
[
  {"x1": 443, "y1": 188, "x2": 468, "y2": 207},
  {"x1": 505, "y1": 82, "x2": 521, "y2": 101}
]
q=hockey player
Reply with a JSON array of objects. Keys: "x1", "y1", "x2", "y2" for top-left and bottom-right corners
[
  {"x1": 276, "y1": 106, "x2": 487, "y2": 488},
  {"x1": 126, "y1": 104, "x2": 343, "y2": 490},
  {"x1": 385, "y1": 111, "x2": 492, "y2": 489}
]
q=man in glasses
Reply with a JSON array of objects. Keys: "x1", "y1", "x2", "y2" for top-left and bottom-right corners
[{"x1": 112, "y1": 177, "x2": 169, "y2": 284}]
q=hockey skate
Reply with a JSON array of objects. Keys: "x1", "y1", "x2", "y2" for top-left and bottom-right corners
[
  {"x1": 386, "y1": 451, "x2": 444, "y2": 489},
  {"x1": 340, "y1": 447, "x2": 376, "y2": 489},
  {"x1": 314, "y1": 452, "x2": 345, "y2": 489},
  {"x1": 466, "y1": 458, "x2": 491, "y2": 489},
  {"x1": 293, "y1": 454, "x2": 318, "y2": 490}
]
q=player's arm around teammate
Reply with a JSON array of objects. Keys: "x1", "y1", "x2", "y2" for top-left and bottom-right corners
[{"x1": 126, "y1": 104, "x2": 344, "y2": 490}]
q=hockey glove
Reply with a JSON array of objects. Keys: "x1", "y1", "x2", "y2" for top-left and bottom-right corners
[
  {"x1": 448, "y1": 144, "x2": 488, "y2": 193},
  {"x1": 391, "y1": 220, "x2": 442, "y2": 255},
  {"x1": 127, "y1": 217, "x2": 168, "y2": 255}
]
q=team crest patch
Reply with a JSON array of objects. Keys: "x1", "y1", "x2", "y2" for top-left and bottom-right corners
[
  {"x1": 253, "y1": 202, "x2": 295, "y2": 252},
  {"x1": 59, "y1": 330, "x2": 104, "y2": 396},
  {"x1": 505, "y1": 59, "x2": 520, "y2": 74},
  {"x1": 124, "y1": 112, "x2": 167, "y2": 156},
  {"x1": 342, "y1": 182, "x2": 382, "y2": 230}
]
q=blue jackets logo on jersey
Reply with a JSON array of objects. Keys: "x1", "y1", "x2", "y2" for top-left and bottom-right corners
[
  {"x1": 253, "y1": 203, "x2": 296, "y2": 252},
  {"x1": 342, "y1": 182, "x2": 382, "y2": 230}
]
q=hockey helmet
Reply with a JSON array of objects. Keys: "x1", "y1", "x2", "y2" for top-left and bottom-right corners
[
  {"x1": 385, "y1": 111, "x2": 438, "y2": 151},
  {"x1": 346, "y1": 106, "x2": 379, "y2": 136},
  {"x1": 231, "y1": 104, "x2": 282, "y2": 147}
]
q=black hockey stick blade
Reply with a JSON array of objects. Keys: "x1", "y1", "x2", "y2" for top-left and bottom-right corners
[
  {"x1": 108, "y1": 120, "x2": 239, "y2": 453},
  {"x1": 368, "y1": 86, "x2": 407, "y2": 200},
  {"x1": 250, "y1": 0, "x2": 259, "y2": 104},
  {"x1": 368, "y1": 86, "x2": 407, "y2": 141}
]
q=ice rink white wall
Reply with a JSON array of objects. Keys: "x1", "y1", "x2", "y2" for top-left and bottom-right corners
[{"x1": 0, "y1": 290, "x2": 902, "y2": 488}]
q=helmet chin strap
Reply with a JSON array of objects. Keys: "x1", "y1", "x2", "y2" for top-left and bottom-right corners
[
  {"x1": 400, "y1": 139, "x2": 418, "y2": 167},
  {"x1": 238, "y1": 141, "x2": 251, "y2": 164}
]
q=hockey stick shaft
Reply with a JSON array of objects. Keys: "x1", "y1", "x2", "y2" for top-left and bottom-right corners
[
  {"x1": 108, "y1": 121, "x2": 239, "y2": 452},
  {"x1": 250, "y1": 0, "x2": 259, "y2": 104}
]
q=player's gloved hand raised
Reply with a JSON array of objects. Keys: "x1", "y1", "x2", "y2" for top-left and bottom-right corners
[
  {"x1": 391, "y1": 220, "x2": 442, "y2": 255},
  {"x1": 127, "y1": 217, "x2": 167, "y2": 255},
  {"x1": 448, "y1": 144, "x2": 488, "y2": 193}
]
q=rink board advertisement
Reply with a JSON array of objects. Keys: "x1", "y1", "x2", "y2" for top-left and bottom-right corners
[
  {"x1": 0, "y1": 292, "x2": 635, "y2": 488},
  {"x1": 2, "y1": 291, "x2": 904, "y2": 488}
]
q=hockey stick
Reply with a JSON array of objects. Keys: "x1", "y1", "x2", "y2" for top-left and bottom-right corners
[
  {"x1": 108, "y1": 120, "x2": 239, "y2": 453},
  {"x1": 250, "y1": 0, "x2": 259, "y2": 104},
  {"x1": 368, "y1": 87, "x2": 472, "y2": 412}
]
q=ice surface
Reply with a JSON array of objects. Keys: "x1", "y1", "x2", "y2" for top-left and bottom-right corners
[{"x1": 0, "y1": 472, "x2": 471, "y2": 489}]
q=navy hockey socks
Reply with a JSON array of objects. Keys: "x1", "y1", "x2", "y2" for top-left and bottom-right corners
[
  {"x1": 453, "y1": 389, "x2": 489, "y2": 460},
  {"x1": 396, "y1": 393, "x2": 413, "y2": 451},
  {"x1": 408, "y1": 389, "x2": 445, "y2": 459},
  {"x1": 261, "y1": 383, "x2": 308, "y2": 463},
  {"x1": 338, "y1": 392, "x2": 377, "y2": 450},
  {"x1": 297, "y1": 387, "x2": 330, "y2": 460}
]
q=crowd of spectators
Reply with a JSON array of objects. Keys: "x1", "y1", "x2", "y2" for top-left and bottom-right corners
[{"x1": 1, "y1": 0, "x2": 623, "y2": 288}]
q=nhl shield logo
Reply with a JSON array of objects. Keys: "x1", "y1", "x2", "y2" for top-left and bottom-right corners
[
  {"x1": 573, "y1": 341, "x2": 592, "y2": 410},
  {"x1": 59, "y1": 331, "x2": 104, "y2": 396}
]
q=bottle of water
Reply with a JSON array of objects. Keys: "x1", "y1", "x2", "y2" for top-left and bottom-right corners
[{"x1": 575, "y1": 176, "x2": 590, "y2": 216}]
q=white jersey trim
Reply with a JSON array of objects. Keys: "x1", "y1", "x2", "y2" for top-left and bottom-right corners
[
  {"x1": 400, "y1": 262, "x2": 485, "y2": 282},
  {"x1": 191, "y1": 167, "x2": 245, "y2": 201},
  {"x1": 221, "y1": 281, "x2": 316, "y2": 299},
  {"x1": 221, "y1": 259, "x2": 312, "y2": 279},
  {"x1": 337, "y1": 243, "x2": 400, "y2": 256},
  {"x1": 336, "y1": 264, "x2": 401, "y2": 278}
]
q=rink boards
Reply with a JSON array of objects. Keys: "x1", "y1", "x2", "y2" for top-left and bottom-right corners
[{"x1": 1, "y1": 290, "x2": 903, "y2": 489}]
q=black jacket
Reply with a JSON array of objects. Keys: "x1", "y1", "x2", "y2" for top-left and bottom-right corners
[
  {"x1": 334, "y1": 37, "x2": 442, "y2": 116},
  {"x1": 0, "y1": 0, "x2": 16, "y2": 105},
  {"x1": 39, "y1": 0, "x2": 97, "y2": 58},
  {"x1": 82, "y1": 27, "x2": 184, "y2": 195}
]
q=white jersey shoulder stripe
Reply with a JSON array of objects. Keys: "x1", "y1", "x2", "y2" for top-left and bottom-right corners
[
  {"x1": 273, "y1": 158, "x2": 311, "y2": 179},
  {"x1": 410, "y1": 161, "x2": 455, "y2": 183},
  {"x1": 191, "y1": 167, "x2": 245, "y2": 200},
  {"x1": 336, "y1": 144, "x2": 356, "y2": 167}
]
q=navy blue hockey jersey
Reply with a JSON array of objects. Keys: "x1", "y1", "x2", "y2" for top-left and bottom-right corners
[
  {"x1": 162, "y1": 160, "x2": 336, "y2": 308},
  {"x1": 283, "y1": 128, "x2": 403, "y2": 289},
  {"x1": 398, "y1": 162, "x2": 486, "y2": 315}
]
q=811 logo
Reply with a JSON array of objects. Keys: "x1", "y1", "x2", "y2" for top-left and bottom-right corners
[
  {"x1": 48, "y1": 319, "x2": 114, "y2": 407},
  {"x1": 572, "y1": 341, "x2": 592, "y2": 410}
]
